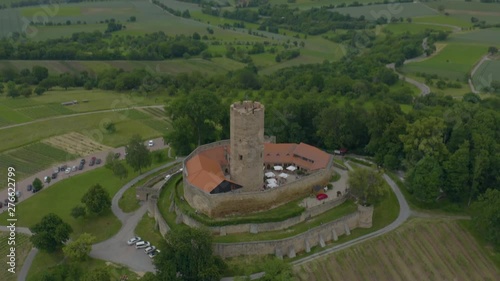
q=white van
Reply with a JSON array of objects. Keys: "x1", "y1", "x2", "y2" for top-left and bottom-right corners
[{"x1": 135, "y1": 241, "x2": 150, "y2": 249}]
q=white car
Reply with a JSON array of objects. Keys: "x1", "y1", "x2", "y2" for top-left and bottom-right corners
[
  {"x1": 144, "y1": 246, "x2": 156, "y2": 254},
  {"x1": 65, "y1": 168, "x2": 71, "y2": 174},
  {"x1": 148, "y1": 140, "x2": 154, "y2": 147},
  {"x1": 165, "y1": 174, "x2": 171, "y2": 181},
  {"x1": 135, "y1": 241, "x2": 150, "y2": 249},
  {"x1": 127, "y1": 236, "x2": 141, "y2": 245},
  {"x1": 149, "y1": 249, "x2": 160, "y2": 258}
]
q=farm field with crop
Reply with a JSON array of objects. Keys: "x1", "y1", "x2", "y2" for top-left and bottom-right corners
[
  {"x1": 472, "y1": 59, "x2": 500, "y2": 92},
  {"x1": 383, "y1": 22, "x2": 453, "y2": 34},
  {"x1": 412, "y1": 15, "x2": 473, "y2": 29},
  {"x1": 0, "y1": 142, "x2": 77, "y2": 183},
  {"x1": 401, "y1": 43, "x2": 487, "y2": 80},
  {"x1": 294, "y1": 219, "x2": 500, "y2": 281},
  {"x1": 331, "y1": 2, "x2": 438, "y2": 20},
  {"x1": 0, "y1": 233, "x2": 32, "y2": 281},
  {"x1": 424, "y1": 0, "x2": 500, "y2": 24},
  {"x1": 449, "y1": 28, "x2": 500, "y2": 46}
]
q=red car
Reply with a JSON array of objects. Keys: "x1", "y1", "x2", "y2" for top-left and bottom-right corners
[{"x1": 316, "y1": 193, "x2": 328, "y2": 200}]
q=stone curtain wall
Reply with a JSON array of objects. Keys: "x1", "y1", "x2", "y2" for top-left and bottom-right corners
[
  {"x1": 183, "y1": 167, "x2": 332, "y2": 217},
  {"x1": 136, "y1": 163, "x2": 182, "y2": 201},
  {"x1": 174, "y1": 194, "x2": 348, "y2": 235},
  {"x1": 213, "y1": 205, "x2": 373, "y2": 258}
]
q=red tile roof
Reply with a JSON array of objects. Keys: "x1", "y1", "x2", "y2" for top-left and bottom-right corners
[{"x1": 186, "y1": 142, "x2": 332, "y2": 193}]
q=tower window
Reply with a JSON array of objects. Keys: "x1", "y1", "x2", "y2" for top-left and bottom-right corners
[{"x1": 239, "y1": 155, "x2": 243, "y2": 160}]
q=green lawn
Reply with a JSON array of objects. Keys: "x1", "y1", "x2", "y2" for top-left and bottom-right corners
[
  {"x1": 213, "y1": 200, "x2": 357, "y2": 243},
  {"x1": 472, "y1": 59, "x2": 500, "y2": 92},
  {"x1": 0, "y1": 233, "x2": 32, "y2": 281},
  {"x1": 135, "y1": 213, "x2": 165, "y2": 247},
  {"x1": 401, "y1": 43, "x2": 487, "y2": 80},
  {"x1": 21, "y1": 6, "x2": 81, "y2": 17},
  {"x1": 26, "y1": 251, "x2": 140, "y2": 281},
  {"x1": 0, "y1": 166, "x2": 131, "y2": 242}
]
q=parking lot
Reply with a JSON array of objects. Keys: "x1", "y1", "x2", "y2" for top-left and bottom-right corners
[{"x1": 0, "y1": 137, "x2": 167, "y2": 214}]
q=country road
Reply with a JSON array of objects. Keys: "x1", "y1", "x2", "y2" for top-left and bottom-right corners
[
  {"x1": 0, "y1": 105, "x2": 164, "y2": 131},
  {"x1": 468, "y1": 54, "x2": 491, "y2": 94}
]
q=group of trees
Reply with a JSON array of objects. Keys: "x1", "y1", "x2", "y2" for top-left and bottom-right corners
[
  {"x1": 71, "y1": 184, "x2": 112, "y2": 220},
  {"x1": 0, "y1": 31, "x2": 207, "y2": 60}
]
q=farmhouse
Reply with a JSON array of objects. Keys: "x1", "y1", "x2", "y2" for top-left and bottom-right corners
[{"x1": 182, "y1": 101, "x2": 334, "y2": 217}]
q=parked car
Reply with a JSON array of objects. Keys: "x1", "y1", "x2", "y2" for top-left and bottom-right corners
[
  {"x1": 316, "y1": 193, "x2": 328, "y2": 201},
  {"x1": 0, "y1": 202, "x2": 3, "y2": 208},
  {"x1": 15, "y1": 191, "x2": 21, "y2": 198},
  {"x1": 127, "y1": 236, "x2": 142, "y2": 245},
  {"x1": 148, "y1": 140, "x2": 154, "y2": 147},
  {"x1": 135, "y1": 241, "x2": 150, "y2": 249},
  {"x1": 65, "y1": 168, "x2": 71, "y2": 174},
  {"x1": 51, "y1": 173, "x2": 57, "y2": 179},
  {"x1": 60, "y1": 165, "x2": 67, "y2": 171},
  {"x1": 44, "y1": 176, "x2": 51, "y2": 183},
  {"x1": 78, "y1": 163, "x2": 84, "y2": 170},
  {"x1": 80, "y1": 159, "x2": 86, "y2": 165},
  {"x1": 89, "y1": 157, "x2": 96, "y2": 166},
  {"x1": 144, "y1": 246, "x2": 156, "y2": 254},
  {"x1": 95, "y1": 158, "x2": 101, "y2": 165},
  {"x1": 148, "y1": 250, "x2": 160, "y2": 258},
  {"x1": 27, "y1": 184, "x2": 33, "y2": 192},
  {"x1": 71, "y1": 166, "x2": 77, "y2": 172},
  {"x1": 4, "y1": 199, "x2": 8, "y2": 205},
  {"x1": 53, "y1": 167, "x2": 59, "y2": 174}
]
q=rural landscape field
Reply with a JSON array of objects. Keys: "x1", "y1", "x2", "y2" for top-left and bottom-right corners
[{"x1": 0, "y1": 0, "x2": 498, "y2": 280}]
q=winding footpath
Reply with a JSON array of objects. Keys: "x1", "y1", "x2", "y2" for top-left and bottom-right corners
[{"x1": 468, "y1": 54, "x2": 491, "y2": 94}]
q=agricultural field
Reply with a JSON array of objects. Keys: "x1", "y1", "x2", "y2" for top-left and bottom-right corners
[
  {"x1": 43, "y1": 132, "x2": 113, "y2": 156},
  {"x1": 412, "y1": 15, "x2": 473, "y2": 29},
  {"x1": 294, "y1": 219, "x2": 500, "y2": 281},
  {"x1": 472, "y1": 59, "x2": 500, "y2": 92},
  {"x1": 449, "y1": 28, "x2": 500, "y2": 46},
  {"x1": 383, "y1": 22, "x2": 453, "y2": 34},
  {"x1": 331, "y1": 2, "x2": 438, "y2": 20},
  {"x1": 268, "y1": 0, "x2": 378, "y2": 10},
  {"x1": 0, "y1": 142, "x2": 77, "y2": 184},
  {"x1": 424, "y1": 0, "x2": 500, "y2": 24},
  {"x1": 0, "y1": 8, "x2": 23, "y2": 38},
  {"x1": 401, "y1": 43, "x2": 488, "y2": 80},
  {"x1": 0, "y1": 232, "x2": 32, "y2": 281}
]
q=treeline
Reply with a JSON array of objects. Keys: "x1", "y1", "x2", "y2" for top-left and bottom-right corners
[
  {"x1": 202, "y1": 4, "x2": 371, "y2": 35},
  {"x1": 6, "y1": 0, "x2": 110, "y2": 9},
  {"x1": 152, "y1": 0, "x2": 191, "y2": 18},
  {"x1": 0, "y1": 31, "x2": 207, "y2": 60}
]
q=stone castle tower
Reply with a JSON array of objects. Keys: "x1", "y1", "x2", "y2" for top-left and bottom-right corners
[{"x1": 230, "y1": 101, "x2": 264, "y2": 191}]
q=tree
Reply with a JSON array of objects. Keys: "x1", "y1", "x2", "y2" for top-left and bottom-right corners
[
  {"x1": 347, "y1": 168, "x2": 387, "y2": 205},
  {"x1": 260, "y1": 258, "x2": 294, "y2": 281},
  {"x1": 32, "y1": 65, "x2": 49, "y2": 82},
  {"x1": 81, "y1": 184, "x2": 111, "y2": 214},
  {"x1": 63, "y1": 233, "x2": 96, "y2": 261},
  {"x1": 406, "y1": 156, "x2": 444, "y2": 203},
  {"x1": 192, "y1": 32, "x2": 201, "y2": 40},
  {"x1": 70, "y1": 205, "x2": 86, "y2": 219},
  {"x1": 125, "y1": 134, "x2": 152, "y2": 173},
  {"x1": 488, "y1": 46, "x2": 498, "y2": 55},
  {"x1": 30, "y1": 213, "x2": 72, "y2": 252},
  {"x1": 140, "y1": 272, "x2": 157, "y2": 281},
  {"x1": 155, "y1": 227, "x2": 226, "y2": 281},
  {"x1": 104, "y1": 122, "x2": 116, "y2": 133},
  {"x1": 400, "y1": 117, "x2": 449, "y2": 167},
  {"x1": 34, "y1": 86, "x2": 46, "y2": 96},
  {"x1": 32, "y1": 177, "x2": 44, "y2": 192},
  {"x1": 111, "y1": 161, "x2": 129, "y2": 179},
  {"x1": 82, "y1": 267, "x2": 111, "y2": 281},
  {"x1": 443, "y1": 141, "x2": 471, "y2": 203},
  {"x1": 0, "y1": 82, "x2": 4, "y2": 94},
  {"x1": 6, "y1": 81, "x2": 19, "y2": 98},
  {"x1": 471, "y1": 189, "x2": 500, "y2": 250}
]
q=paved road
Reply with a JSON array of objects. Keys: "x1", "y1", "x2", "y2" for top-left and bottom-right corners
[
  {"x1": 291, "y1": 173, "x2": 411, "y2": 266},
  {"x1": 89, "y1": 158, "x2": 184, "y2": 274},
  {"x1": 387, "y1": 62, "x2": 431, "y2": 96},
  {"x1": 0, "y1": 137, "x2": 168, "y2": 214},
  {"x1": 0, "y1": 105, "x2": 164, "y2": 131}
]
